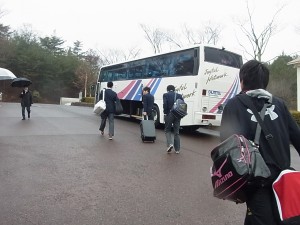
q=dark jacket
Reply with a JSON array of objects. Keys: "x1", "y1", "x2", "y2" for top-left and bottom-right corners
[
  {"x1": 163, "y1": 91, "x2": 183, "y2": 115},
  {"x1": 20, "y1": 91, "x2": 33, "y2": 107},
  {"x1": 220, "y1": 93, "x2": 300, "y2": 179},
  {"x1": 99, "y1": 88, "x2": 118, "y2": 114},
  {"x1": 142, "y1": 93, "x2": 154, "y2": 115}
]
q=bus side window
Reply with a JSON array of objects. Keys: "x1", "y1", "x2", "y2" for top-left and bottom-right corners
[
  {"x1": 148, "y1": 64, "x2": 158, "y2": 77},
  {"x1": 115, "y1": 68, "x2": 127, "y2": 80},
  {"x1": 101, "y1": 71, "x2": 108, "y2": 82},
  {"x1": 173, "y1": 53, "x2": 194, "y2": 76},
  {"x1": 107, "y1": 72, "x2": 113, "y2": 81}
]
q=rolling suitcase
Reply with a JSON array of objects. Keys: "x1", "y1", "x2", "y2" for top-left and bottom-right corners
[{"x1": 140, "y1": 116, "x2": 156, "y2": 142}]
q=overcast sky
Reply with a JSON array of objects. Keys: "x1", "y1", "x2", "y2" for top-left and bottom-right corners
[{"x1": 1, "y1": 0, "x2": 300, "y2": 62}]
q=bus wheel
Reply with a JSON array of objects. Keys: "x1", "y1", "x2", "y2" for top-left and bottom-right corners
[{"x1": 153, "y1": 105, "x2": 160, "y2": 128}]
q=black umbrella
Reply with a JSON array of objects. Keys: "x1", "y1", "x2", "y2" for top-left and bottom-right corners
[{"x1": 11, "y1": 77, "x2": 32, "y2": 87}]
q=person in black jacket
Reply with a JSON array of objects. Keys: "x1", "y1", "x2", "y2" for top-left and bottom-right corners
[
  {"x1": 163, "y1": 85, "x2": 184, "y2": 154},
  {"x1": 19, "y1": 86, "x2": 33, "y2": 120},
  {"x1": 142, "y1": 86, "x2": 154, "y2": 120},
  {"x1": 220, "y1": 60, "x2": 300, "y2": 225},
  {"x1": 99, "y1": 82, "x2": 118, "y2": 140}
]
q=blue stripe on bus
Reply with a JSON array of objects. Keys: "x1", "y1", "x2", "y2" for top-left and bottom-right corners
[
  {"x1": 133, "y1": 82, "x2": 143, "y2": 101},
  {"x1": 150, "y1": 78, "x2": 162, "y2": 95},
  {"x1": 229, "y1": 77, "x2": 239, "y2": 98},
  {"x1": 127, "y1": 80, "x2": 142, "y2": 100},
  {"x1": 223, "y1": 76, "x2": 239, "y2": 106}
]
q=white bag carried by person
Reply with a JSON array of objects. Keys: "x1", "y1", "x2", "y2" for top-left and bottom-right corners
[{"x1": 94, "y1": 89, "x2": 106, "y2": 114}]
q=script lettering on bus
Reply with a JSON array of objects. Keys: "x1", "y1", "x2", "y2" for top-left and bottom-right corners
[
  {"x1": 204, "y1": 67, "x2": 219, "y2": 76},
  {"x1": 175, "y1": 83, "x2": 196, "y2": 99},
  {"x1": 182, "y1": 90, "x2": 196, "y2": 99},
  {"x1": 206, "y1": 72, "x2": 228, "y2": 84},
  {"x1": 175, "y1": 83, "x2": 187, "y2": 92}
]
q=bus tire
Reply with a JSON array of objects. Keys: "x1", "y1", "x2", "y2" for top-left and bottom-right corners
[{"x1": 153, "y1": 105, "x2": 160, "y2": 128}]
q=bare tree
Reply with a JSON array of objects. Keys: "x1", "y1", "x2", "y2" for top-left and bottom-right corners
[
  {"x1": 74, "y1": 60, "x2": 95, "y2": 97},
  {"x1": 0, "y1": 7, "x2": 8, "y2": 19},
  {"x1": 236, "y1": 0, "x2": 285, "y2": 62},
  {"x1": 182, "y1": 24, "x2": 197, "y2": 45},
  {"x1": 140, "y1": 24, "x2": 166, "y2": 54},
  {"x1": 181, "y1": 22, "x2": 222, "y2": 45},
  {"x1": 164, "y1": 31, "x2": 182, "y2": 48},
  {"x1": 97, "y1": 47, "x2": 141, "y2": 65},
  {"x1": 203, "y1": 22, "x2": 222, "y2": 45},
  {"x1": 149, "y1": 22, "x2": 222, "y2": 51}
]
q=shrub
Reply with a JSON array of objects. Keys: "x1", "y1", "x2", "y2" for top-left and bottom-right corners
[
  {"x1": 291, "y1": 111, "x2": 300, "y2": 126},
  {"x1": 32, "y1": 90, "x2": 41, "y2": 103},
  {"x1": 71, "y1": 102, "x2": 93, "y2": 107},
  {"x1": 81, "y1": 97, "x2": 95, "y2": 103}
]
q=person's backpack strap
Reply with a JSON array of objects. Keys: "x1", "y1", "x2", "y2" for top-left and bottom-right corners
[
  {"x1": 174, "y1": 92, "x2": 177, "y2": 104},
  {"x1": 237, "y1": 94, "x2": 282, "y2": 170},
  {"x1": 253, "y1": 103, "x2": 268, "y2": 145},
  {"x1": 102, "y1": 89, "x2": 105, "y2": 101}
]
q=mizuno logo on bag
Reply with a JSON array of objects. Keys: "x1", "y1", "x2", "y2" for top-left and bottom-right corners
[
  {"x1": 212, "y1": 158, "x2": 227, "y2": 178},
  {"x1": 212, "y1": 157, "x2": 234, "y2": 189},
  {"x1": 214, "y1": 171, "x2": 233, "y2": 188}
]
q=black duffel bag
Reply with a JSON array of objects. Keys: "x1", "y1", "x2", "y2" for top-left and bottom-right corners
[{"x1": 210, "y1": 134, "x2": 271, "y2": 203}]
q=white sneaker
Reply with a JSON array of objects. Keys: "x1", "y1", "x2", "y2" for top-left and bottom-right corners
[
  {"x1": 167, "y1": 145, "x2": 173, "y2": 153},
  {"x1": 175, "y1": 151, "x2": 180, "y2": 154}
]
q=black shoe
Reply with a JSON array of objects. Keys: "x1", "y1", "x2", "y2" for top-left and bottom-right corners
[{"x1": 22, "y1": 118, "x2": 25, "y2": 120}]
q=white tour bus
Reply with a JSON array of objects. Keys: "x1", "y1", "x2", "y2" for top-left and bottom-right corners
[{"x1": 95, "y1": 44, "x2": 243, "y2": 132}]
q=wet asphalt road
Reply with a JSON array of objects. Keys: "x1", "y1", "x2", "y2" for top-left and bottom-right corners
[{"x1": 0, "y1": 102, "x2": 299, "y2": 225}]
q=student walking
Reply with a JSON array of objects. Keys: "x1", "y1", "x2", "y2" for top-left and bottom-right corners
[
  {"x1": 99, "y1": 82, "x2": 118, "y2": 140},
  {"x1": 142, "y1": 86, "x2": 154, "y2": 120},
  {"x1": 163, "y1": 85, "x2": 184, "y2": 154},
  {"x1": 220, "y1": 60, "x2": 300, "y2": 225}
]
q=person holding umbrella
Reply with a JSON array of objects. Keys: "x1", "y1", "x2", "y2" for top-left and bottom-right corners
[{"x1": 20, "y1": 86, "x2": 33, "y2": 120}]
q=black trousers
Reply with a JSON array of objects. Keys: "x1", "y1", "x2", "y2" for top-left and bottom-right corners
[
  {"x1": 99, "y1": 112, "x2": 115, "y2": 136},
  {"x1": 22, "y1": 105, "x2": 30, "y2": 119},
  {"x1": 244, "y1": 186, "x2": 280, "y2": 225}
]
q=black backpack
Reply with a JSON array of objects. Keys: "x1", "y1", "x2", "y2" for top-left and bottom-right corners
[{"x1": 170, "y1": 93, "x2": 187, "y2": 119}]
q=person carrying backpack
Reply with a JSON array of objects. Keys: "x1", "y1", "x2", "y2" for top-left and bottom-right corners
[
  {"x1": 163, "y1": 85, "x2": 184, "y2": 154},
  {"x1": 220, "y1": 60, "x2": 300, "y2": 225}
]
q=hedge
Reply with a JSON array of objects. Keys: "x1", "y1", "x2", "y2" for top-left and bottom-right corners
[
  {"x1": 81, "y1": 97, "x2": 95, "y2": 103},
  {"x1": 291, "y1": 111, "x2": 300, "y2": 126}
]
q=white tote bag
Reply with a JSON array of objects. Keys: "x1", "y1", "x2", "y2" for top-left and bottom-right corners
[{"x1": 93, "y1": 89, "x2": 106, "y2": 114}]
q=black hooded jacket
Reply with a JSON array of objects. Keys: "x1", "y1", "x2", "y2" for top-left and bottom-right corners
[{"x1": 220, "y1": 91, "x2": 300, "y2": 179}]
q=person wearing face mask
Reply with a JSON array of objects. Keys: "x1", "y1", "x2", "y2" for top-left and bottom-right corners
[{"x1": 19, "y1": 86, "x2": 33, "y2": 120}]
